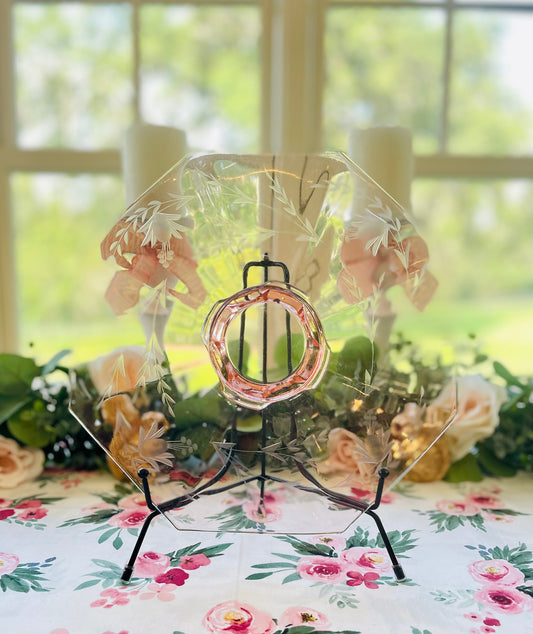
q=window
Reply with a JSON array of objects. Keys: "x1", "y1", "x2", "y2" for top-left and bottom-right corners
[{"x1": 1, "y1": 0, "x2": 531, "y2": 374}]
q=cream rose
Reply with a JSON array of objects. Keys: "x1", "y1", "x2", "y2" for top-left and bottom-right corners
[
  {"x1": 87, "y1": 345, "x2": 146, "y2": 394},
  {"x1": 0, "y1": 435, "x2": 45, "y2": 488},
  {"x1": 433, "y1": 375, "x2": 506, "y2": 462},
  {"x1": 317, "y1": 428, "x2": 379, "y2": 486}
]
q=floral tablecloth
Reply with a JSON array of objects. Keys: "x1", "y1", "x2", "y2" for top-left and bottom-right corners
[{"x1": 1, "y1": 469, "x2": 532, "y2": 634}]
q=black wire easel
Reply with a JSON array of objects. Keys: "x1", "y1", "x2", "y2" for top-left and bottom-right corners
[{"x1": 121, "y1": 254, "x2": 406, "y2": 583}]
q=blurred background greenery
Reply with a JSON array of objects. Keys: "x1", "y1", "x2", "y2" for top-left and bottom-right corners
[{"x1": 8, "y1": 2, "x2": 532, "y2": 375}]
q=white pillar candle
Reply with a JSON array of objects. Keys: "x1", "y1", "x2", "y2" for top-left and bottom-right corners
[
  {"x1": 348, "y1": 126, "x2": 414, "y2": 363},
  {"x1": 122, "y1": 122, "x2": 188, "y2": 206},
  {"x1": 348, "y1": 126, "x2": 413, "y2": 210},
  {"x1": 121, "y1": 122, "x2": 188, "y2": 357}
]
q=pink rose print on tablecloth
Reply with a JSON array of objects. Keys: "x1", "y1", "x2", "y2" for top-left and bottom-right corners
[
  {"x1": 474, "y1": 585, "x2": 533, "y2": 615},
  {"x1": 433, "y1": 543, "x2": 533, "y2": 631},
  {"x1": 0, "y1": 495, "x2": 60, "y2": 530},
  {"x1": 108, "y1": 507, "x2": 152, "y2": 529},
  {"x1": 90, "y1": 587, "x2": 135, "y2": 608},
  {"x1": 133, "y1": 551, "x2": 170, "y2": 578},
  {"x1": 341, "y1": 547, "x2": 392, "y2": 574},
  {"x1": 278, "y1": 605, "x2": 330, "y2": 629},
  {"x1": 308, "y1": 535, "x2": 346, "y2": 552},
  {"x1": 243, "y1": 500, "x2": 283, "y2": 524},
  {"x1": 469, "y1": 559, "x2": 525, "y2": 586},
  {"x1": 202, "y1": 600, "x2": 275, "y2": 634},
  {"x1": 60, "y1": 484, "x2": 172, "y2": 550},
  {"x1": 0, "y1": 552, "x2": 56, "y2": 592},
  {"x1": 76, "y1": 542, "x2": 232, "y2": 606},
  {"x1": 296, "y1": 555, "x2": 347, "y2": 584},
  {"x1": 346, "y1": 571, "x2": 380, "y2": 589},
  {"x1": 247, "y1": 528, "x2": 417, "y2": 610},
  {"x1": 139, "y1": 582, "x2": 177, "y2": 602},
  {"x1": 466, "y1": 493, "x2": 503, "y2": 510},
  {"x1": 0, "y1": 552, "x2": 19, "y2": 576},
  {"x1": 179, "y1": 553, "x2": 210, "y2": 570},
  {"x1": 436, "y1": 499, "x2": 481, "y2": 516},
  {"x1": 418, "y1": 491, "x2": 525, "y2": 533},
  {"x1": 153, "y1": 567, "x2": 189, "y2": 586}
]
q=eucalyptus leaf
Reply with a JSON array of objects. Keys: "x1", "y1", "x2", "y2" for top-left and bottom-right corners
[{"x1": 40, "y1": 349, "x2": 71, "y2": 377}]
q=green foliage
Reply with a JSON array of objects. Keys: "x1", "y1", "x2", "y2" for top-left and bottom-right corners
[
  {"x1": 477, "y1": 363, "x2": 533, "y2": 473},
  {"x1": 0, "y1": 350, "x2": 104, "y2": 470}
]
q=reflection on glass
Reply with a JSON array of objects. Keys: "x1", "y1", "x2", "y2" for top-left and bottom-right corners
[
  {"x1": 13, "y1": 3, "x2": 133, "y2": 149},
  {"x1": 324, "y1": 7, "x2": 445, "y2": 154},
  {"x1": 11, "y1": 173, "x2": 140, "y2": 363},
  {"x1": 449, "y1": 10, "x2": 533, "y2": 154},
  {"x1": 140, "y1": 5, "x2": 260, "y2": 152}
]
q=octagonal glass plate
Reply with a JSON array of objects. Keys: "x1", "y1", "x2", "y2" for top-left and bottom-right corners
[{"x1": 69, "y1": 152, "x2": 457, "y2": 535}]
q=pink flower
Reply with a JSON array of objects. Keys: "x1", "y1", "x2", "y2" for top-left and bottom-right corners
[
  {"x1": 133, "y1": 551, "x2": 170, "y2": 578},
  {"x1": 243, "y1": 501, "x2": 282, "y2": 523},
  {"x1": 108, "y1": 507, "x2": 151, "y2": 529},
  {"x1": 481, "y1": 511, "x2": 513, "y2": 524},
  {"x1": 15, "y1": 499, "x2": 42, "y2": 509},
  {"x1": 474, "y1": 585, "x2": 533, "y2": 614},
  {"x1": 464, "y1": 612, "x2": 482, "y2": 621},
  {"x1": 118, "y1": 493, "x2": 152, "y2": 509},
  {"x1": 483, "y1": 617, "x2": 501, "y2": 627},
  {"x1": 0, "y1": 552, "x2": 19, "y2": 576},
  {"x1": 308, "y1": 535, "x2": 346, "y2": 552},
  {"x1": 480, "y1": 627, "x2": 496, "y2": 634},
  {"x1": 0, "y1": 498, "x2": 13, "y2": 508},
  {"x1": 90, "y1": 588, "x2": 132, "y2": 608},
  {"x1": 139, "y1": 582, "x2": 176, "y2": 602},
  {"x1": 278, "y1": 606, "x2": 330, "y2": 629},
  {"x1": 466, "y1": 494, "x2": 503, "y2": 510},
  {"x1": 296, "y1": 556, "x2": 347, "y2": 584},
  {"x1": 0, "y1": 509, "x2": 15, "y2": 521},
  {"x1": 341, "y1": 547, "x2": 392, "y2": 573},
  {"x1": 436, "y1": 499, "x2": 481, "y2": 516},
  {"x1": 203, "y1": 600, "x2": 274, "y2": 634},
  {"x1": 17, "y1": 507, "x2": 48, "y2": 521},
  {"x1": 179, "y1": 553, "x2": 210, "y2": 570},
  {"x1": 346, "y1": 570, "x2": 380, "y2": 589},
  {"x1": 154, "y1": 567, "x2": 189, "y2": 586},
  {"x1": 350, "y1": 487, "x2": 395, "y2": 504},
  {"x1": 81, "y1": 502, "x2": 115, "y2": 513},
  {"x1": 469, "y1": 559, "x2": 525, "y2": 586}
]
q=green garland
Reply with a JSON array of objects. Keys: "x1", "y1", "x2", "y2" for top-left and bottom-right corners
[{"x1": 0, "y1": 342, "x2": 531, "y2": 478}]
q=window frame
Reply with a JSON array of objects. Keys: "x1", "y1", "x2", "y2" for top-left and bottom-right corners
[{"x1": 0, "y1": 0, "x2": 532, "y2": 351}]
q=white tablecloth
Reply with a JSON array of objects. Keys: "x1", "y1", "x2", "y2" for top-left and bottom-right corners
[{"x1": 1, "y1": 469, "x2": 532, "y2": 634}]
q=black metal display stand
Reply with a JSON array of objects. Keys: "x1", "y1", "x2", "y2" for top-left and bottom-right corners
[{"x1": 121, "y1": 255, "x2": 406, "y2": 584}]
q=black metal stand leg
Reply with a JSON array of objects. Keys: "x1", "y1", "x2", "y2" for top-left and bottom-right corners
[
  {"x1": 365, "y1": 508, "x2": 406, "y2": 582},
  {"x1": 121, "y1": 469, "x2": 161, "y2": 583},
  {"x1": 367, "y1": 468, "x2": 405, "y2": 582},
  {"x1": 121, "y1": 508, "x2": 161, "y2": 582}
]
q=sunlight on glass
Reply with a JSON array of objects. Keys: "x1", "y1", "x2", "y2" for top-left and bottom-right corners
[
  {"x1": 14, "y1": 3, "x2": 133, "y2": 149},
  {"x1": 324, "y1": 7, "x2": 445, "y2": 154},
  {"x1": 11, "y1": 173, "x2": 142, "y2": 365},
  {"x1": 140, "y1": 5, "x2": 260, "y2": 153},
  {"x1": 449, "y1": 9, "x2": 533, "y2": 154},
  {"x1": 391, "y1": 179, "x2": 533, "y2": 375}
]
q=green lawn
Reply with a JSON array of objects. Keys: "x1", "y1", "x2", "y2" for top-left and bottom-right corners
[{"x1": 20, "y1": 294, "x2": 532, "y2": 378}]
